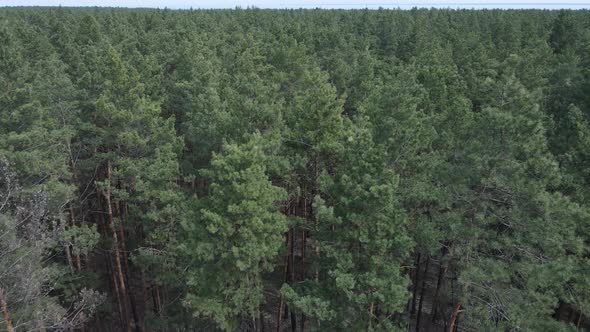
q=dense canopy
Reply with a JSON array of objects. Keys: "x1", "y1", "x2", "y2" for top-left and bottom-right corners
[{"x1": 0, "y1": 6, "x2": 589, "y2": 332}]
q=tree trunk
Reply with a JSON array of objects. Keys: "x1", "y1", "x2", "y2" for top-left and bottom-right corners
[
  {"x1": 287, "y1": 227, "x2": 297, "y2": 332},
  {"x1": 431, "y1": 264, "x2": 447, "y2": 323},
  {"x1": 411, "y1": 253, "x2": 421, "y2": 315},
  {"x1": 64, "y1": 241, "x2": 75, "y2": 272},
  {"x1": 290, "y1": 310, "x2": 297, "y2": 332},
  {"x1": 368, "y1": 301, "x2": 375, "y2": 331},
  {"x1": 300, "y1": 218, "x2": 308, "y2": 330},
  {"x1": 155, "y1": 286, "x2": 162, "y2": 315},
  {"x1": 110, "y1": 254, "x2": 125, "y2": 329},
  {"x1": 312, "y1": 157, "x2": 320, "y2": 284},
  {"x1": 98, "y1": 202, "x2": 125, "y2": 330},
  {"x1": 300, "y1": 228, "x2": 306, "y2": 281},
  {"x1": 68, "y1": 154, "x2": 82, "y2": 272},
  {"x1": 301, "y1": 313, "x2": 306, "y2": 332},
  {"x1": 104, "y1": 160, "x2": 133, "y2": 332},
  {"x1": 416, "y1": 257, "x2": 430, "y2": 332},
  {"x1": 276, "y1": 295, "x2": 284, "y2": 332},
  {"x1": 115, "y1": 201, "x2": 131, "y2": 276},
  {"x1": 0, "y1": 288, "x2": 14, "y2": 332},
  {"x1": 141, "y1": 272, "x2": 150, "y2": 332},
  {"x1": 259, "y1": 306, "x2": 265, "y2": 332},
  {"x1": 448, "y1": 302, "x2": 461, "y2": 332},
  {"x1": 69, "y1": 206, "x2": 82, "y2": 272},
  {"x1": 152, "y1": 286, "x2": 160, "y2": 316},
  {"x1": 62, "y1": 213, "x2": 75, "y2": 272},
  {"x1": 289, "y1": 229, "x2": 295, "y2": 284},
  {"x1": 74, "y1": 248, "x2": 82, "y2": 271},
  {"x1": 301, "y1": 196, "x2": 307, "y2": 280},
  {"x1": 115, "y1": 200, "x2": 142, "y2": 332},
  {"x1": 276, "y1": 230, "x2": 290, "y2": 332}
]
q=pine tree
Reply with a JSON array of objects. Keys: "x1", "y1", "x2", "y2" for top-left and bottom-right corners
[
  {"x1": 283, "y1": 115, "x2": 412, "y2": 331},
  {"x1": 445, "y1": 56, "x2": 584, "y2": 330},
  {"x1": 181, "y1": 133, "x2": 287, "y2": 331}
]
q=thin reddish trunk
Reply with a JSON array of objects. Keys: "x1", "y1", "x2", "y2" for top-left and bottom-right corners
[
  {"x1": 448, "y1": 302, "x2": 461, "y2": 332},
  {"x1": 289, "y1": 229, "x2": 295, "y2": 283},
  {"x1": 98, "y1": 201, "x2": 125, "y2": 330},
  {"x1": 300, "y1": 229, "x2": 306, "y2": 281},
  {"x1": 368, "y1": 301, "x2": 375, "y2": 331},
  {"x1": 115, "y1": 200, "x2": 142, "y2": 332},
  {"x1": 74, "y1": 250, "x2": 82, "y2": 272},
  {"x1": 155, "y1": 286, "x2": 162, "y2": 315},
  {"x1": 115, "y1": 200, "x2": 131, "y2": 278},
  {"x1": 138, "y1": 224, "x2": 151, "y2": 329},
  {"x1": 110, "y1": 254, "x2": 125, "y2": 329},
  {"x1": 289, "y1": 226, "x2": 296, "y2": 331},
  {"x1": 69, "y1": 206, "x2": 82, "y2": 272},
  {"x1": 287, "y1": 228, "x2": 297, "y2": 332},
  {"x1": 300, "y1": 199, "x2": 307, "y2": 331},
  {"x1": 68, "y1": 156, "x2": 82, "y2": 272},
  {"x1": 62, "y1": 212, "x2": 74, "y2": 272},
  {"x1": 276, "y1": 296, "x2": 284, "y2": 332},
  {"x1": 276, "y1": 229, "x2": 290, "y2": 332},
  {"x1": 104, "y1": 161, "x2": 132, "y2": 332},
  {"x1": 0, "y1": 288, "x2": 15, "y2": 332},
  {"x1": 313, "y1": 242, "x2": 320, "y2": 281},
  {"x1": 151, "y1": 287, "x2": 159, "y2": 315},
  {"x1": 301, "y1": 197, "x2": 307, "y2": 280},
  {"x1": 313, "y1": 157, "x2": 320, "y2": 284},
  {"x1": 64, "y1": 241, "x2": 75, "y2": 272}
]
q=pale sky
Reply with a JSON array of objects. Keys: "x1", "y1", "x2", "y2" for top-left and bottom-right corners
[{"x1": 0, "y1": 0, "x2": 589, "y2": 9}]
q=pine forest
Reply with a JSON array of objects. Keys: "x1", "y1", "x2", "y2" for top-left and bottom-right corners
[{"x1": 0, "y1": 6, "x2": 590, "y2": 332}]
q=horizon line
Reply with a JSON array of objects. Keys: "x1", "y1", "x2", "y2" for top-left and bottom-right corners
[{"x1": 1, "y1": 4, "x2": 589, "y2": 9}]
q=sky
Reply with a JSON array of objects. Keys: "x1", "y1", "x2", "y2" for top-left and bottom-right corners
[{"x1": 0, "y1": 0, "x2": 589, "y2": 9}]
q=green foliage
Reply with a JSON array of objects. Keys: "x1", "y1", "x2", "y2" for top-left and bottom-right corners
[
  {"x1": 288, "y1": 117, "x2": 412, "y2": 330},
  {"x1": 181, "y1": 133, "x2": 287, "y2": 330},
  {"x1": 1, "y1": 7, "x2": 590, "y2": 331},
  {"x1": 63, "y1": 224, "x2": 100, "y2": 256}
]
